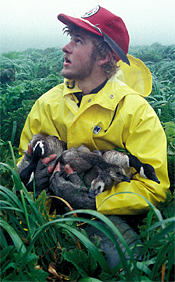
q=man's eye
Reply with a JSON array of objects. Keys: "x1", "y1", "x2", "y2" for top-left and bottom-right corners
[{"x1": 76, "y1": 39, "x2": 82, "y2": 44}]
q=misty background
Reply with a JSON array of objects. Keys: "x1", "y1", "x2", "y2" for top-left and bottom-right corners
[{"x1": 0, "y1": 0, "x2": 175, "y2": 54}]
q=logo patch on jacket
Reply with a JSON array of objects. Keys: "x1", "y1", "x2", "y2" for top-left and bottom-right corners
[{"x1": 93, "y1": 125, "x2": 102, "y2": 134}]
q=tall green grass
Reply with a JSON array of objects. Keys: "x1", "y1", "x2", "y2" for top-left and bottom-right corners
[{"x1": 0, "y1": 142, "x2": 174, "y2": 281}]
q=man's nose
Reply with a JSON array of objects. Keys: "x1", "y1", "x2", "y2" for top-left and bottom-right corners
[{"x1": 62, "y1": 41, "x2": 73, "y2": 53}]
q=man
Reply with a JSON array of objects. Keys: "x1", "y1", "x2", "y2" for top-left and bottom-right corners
[{"x1": 18, "y1": 6, "x2": 169, "y2": 267}]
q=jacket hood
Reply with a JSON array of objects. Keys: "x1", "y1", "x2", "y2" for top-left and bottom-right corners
[{"x1": 115, "y1": 55, "x2": 152, "y2": 97}]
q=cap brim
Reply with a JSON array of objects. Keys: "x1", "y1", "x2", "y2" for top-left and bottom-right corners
[{"x1": 58, "y1": 13, "x2": 103, "y2": 37}]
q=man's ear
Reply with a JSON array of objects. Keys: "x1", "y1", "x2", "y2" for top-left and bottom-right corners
[{"x1": 97, "y1": 51, "x2": 112, "y2": 66}]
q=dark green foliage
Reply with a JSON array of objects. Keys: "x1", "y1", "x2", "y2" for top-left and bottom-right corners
[
  {"x1": 157, "y1": 190, "x2": 175, "y2": 218},
  {"x1": 62, "y1": 249, "x2": 98, "y2": 278},
  {"x1": 160, "y1": 103, "x2": 175, "y2": 123},
  {"x1": 163, "y1": 121, "x2": 175, "y2": 152},
  {"x1": 0, "y1": 245, "x2": 48, "y2": 281},
  {"x1": 0, "y1": 67, "x2": 15, "y2": 83},
  {"x1": 138, "y1": 190, "x2": 175, "y2": 281}
]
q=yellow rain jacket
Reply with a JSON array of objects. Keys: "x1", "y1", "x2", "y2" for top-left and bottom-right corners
[{"x1": 18, "y1": 55, "x2": 170, "y2": 215}]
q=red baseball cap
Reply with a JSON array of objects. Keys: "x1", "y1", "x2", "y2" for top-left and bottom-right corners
[{"x1": 58, "y1": 5, "x2": 130, "y2": 65}]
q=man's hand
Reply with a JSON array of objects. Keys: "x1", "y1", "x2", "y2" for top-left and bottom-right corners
[
  {"x1": 53, "y1": 162, "x2": 74, "y2": 174},
  {"x1": 49, "y1": 162, "x2": 96, "y2": 210}
]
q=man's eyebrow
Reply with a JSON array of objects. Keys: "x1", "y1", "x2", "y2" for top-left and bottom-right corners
[{"x1": 73, "y1": 33, "x2": 85, "y2": 40}]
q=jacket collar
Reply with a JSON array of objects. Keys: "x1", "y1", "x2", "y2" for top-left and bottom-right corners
[
  {"x1": 63, "y1": 80, "x2": 81, "y2": 95},
  {"x1": 63, "y1": 76, "x2": 136, "y2": 112}
]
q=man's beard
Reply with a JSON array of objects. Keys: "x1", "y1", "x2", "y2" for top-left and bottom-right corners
[{"x1": 61, "y1": 52, "x2": 96, "y2": 80}]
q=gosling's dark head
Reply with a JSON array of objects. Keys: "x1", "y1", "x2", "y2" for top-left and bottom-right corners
[
  {"x1": 19, "y1": 142, "x2": 44, "y2": 186},
  {"x1": 140, "y1": 164, "x2": 160, "y2": 184},
  {"x1": 128, "y1": 154, "x2": 160, "y2": 184},
  {"x1": 32, "y1": 140, "x2": 46, "y2": 157},
  {"x1": 30, "y1": 134, "x2": 47, "y2": 157},
  {"x1": 30, "y1": 134, "x2": 66, "y2": 158}
]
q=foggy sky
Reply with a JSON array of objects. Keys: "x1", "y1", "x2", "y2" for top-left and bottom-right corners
[{"x1": 0, "y1": 0, "x2": 175, "y2": 53}]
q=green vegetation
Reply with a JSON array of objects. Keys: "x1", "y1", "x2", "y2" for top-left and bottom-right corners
[
  {"x1": 0, "y1": 48, "x2": 64, "y2": 147},
  {"x1": 0, "y1": 44, "x2": 175, "y2": 281}
]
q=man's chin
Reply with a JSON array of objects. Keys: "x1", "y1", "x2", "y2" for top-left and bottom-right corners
[{"x1": 61, "y1": 69, "x2": 74, "y2": 80}]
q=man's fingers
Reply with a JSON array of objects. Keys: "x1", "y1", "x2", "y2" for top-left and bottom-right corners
[
  {"x1": 53, "y1": 162, "x2": 61, "y2": 174},
  {"x1": 27, "y1": 143, "x2": 33, "y2": 155},
  {"x1": 48, "y1": 165, "x2": 55, "y2": 174},
  {"x1": 65, "y1": 164, "x2": 74, "y2": 175},
  {"x1": 42, "y1": 154, "x2": 58, "y2": 174},
  {"x1": 42, "y1": 154, "x2": 57, "y2": 164},
  {"x1": 52, "y1": 163, "x2": 74, "y2": 176}
]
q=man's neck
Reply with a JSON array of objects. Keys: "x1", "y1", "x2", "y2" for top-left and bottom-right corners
[
  {"x1": 77, "y1": 73, "x2": 108, "y2": 95},
  {"x1": 74, "y1": 78, "x2": 108, "y2": 107}
]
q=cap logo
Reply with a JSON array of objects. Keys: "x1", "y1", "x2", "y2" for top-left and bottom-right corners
[{"x1": 81, "y1": 5, "x2": 100, "y2": 18}]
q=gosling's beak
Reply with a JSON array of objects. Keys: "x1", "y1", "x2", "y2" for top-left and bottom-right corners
[
  {"x1": 151, "y1": 173, "x2": 160, "y2": 184},
  {"x1": 88, "y1": 190, "x2": 96, "y2": 198},
  {"x1": 123, "y1": 175, "x2": 130, "y2": 183}
]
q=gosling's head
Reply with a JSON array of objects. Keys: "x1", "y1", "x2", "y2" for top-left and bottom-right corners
[
  {"x1": 140, "y1": 163, "x2": 160, "y2": 184},
  {"x1": 30, "y1": 134, "x2": 47, "y2": 157},
  {"x1": 88, "y1": 172, "x2": 107, "y2": 198},
  {"x1": 88, "y1": 166, "x2": 130, "y2": 198},
  {"x1": 30, "y1": 134, "x2": 66, "y2": 158},
  {"x1": 107, "y1": 165, "x2": 130, "y2": 183},
  {"x1": 89, "y1": 178, "x2": 106, "y2": 198}
]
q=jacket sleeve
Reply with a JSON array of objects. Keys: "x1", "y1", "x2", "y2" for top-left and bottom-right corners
[{"x1": 96, "y1": 98, "x2": 170, "y2": 215}]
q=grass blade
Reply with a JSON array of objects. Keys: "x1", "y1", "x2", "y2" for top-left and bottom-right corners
[
  {"x1": 137, "y1": 221, "x2": 174, "y2": 259},
  {"x1": 0, "y1": 162, "x2": 23, "y2": 191},
  {"x1": 0, "y1": 218, "x2": 26, "y2": 253},
  {"x1": 150, "y1": 238, "x2": 174, "y2": 280}
]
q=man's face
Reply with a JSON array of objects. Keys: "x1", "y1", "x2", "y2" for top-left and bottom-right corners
[{"x1": 61, "y1": 30, "x2": 96, "y2": 80}]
